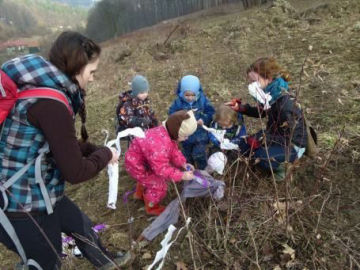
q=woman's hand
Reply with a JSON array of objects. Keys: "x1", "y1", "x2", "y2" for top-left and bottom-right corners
[
  {"x1": 107, "y1": 146, "x2": 120, "y2": 164},
  {"x1": 225, "y1": 98, "x2": 247, "y2": 112},
  {"x1": 182, "y1": 171, "x2": 194, "y2": 181},
  {"x1": 225, "y1": 99, "x2": 239, "y2": 111},
  {"x1": 197, "y1": 119, "x2": 204, "y2": 126}
]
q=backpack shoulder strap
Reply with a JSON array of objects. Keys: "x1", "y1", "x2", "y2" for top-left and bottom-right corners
[
  {"x1": 0, "y1": 143, "x2": 50, "y2": 270},
  {"x1": 0, "y1": 209, "x2": 43, "y2": 269},
  {"x1": 18, "y1": 88, "x2": 73, "y2": 116},
  {"x1": 0, "y1": 73, "x2": 7, "y2": 97}
]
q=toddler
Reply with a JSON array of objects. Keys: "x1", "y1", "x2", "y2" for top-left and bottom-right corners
[
  {"x1": 125, "y1": 110, "x2": 197, "y2": 216},
  {"x1": 168, "y1": 75, "x2": 215, "y2": 169}
]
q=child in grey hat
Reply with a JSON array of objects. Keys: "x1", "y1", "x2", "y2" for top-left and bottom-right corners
[{"x1": 115, "y1": 75, "x2": 158, "y2": 133}]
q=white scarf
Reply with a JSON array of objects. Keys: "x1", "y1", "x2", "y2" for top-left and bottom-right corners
[{"x1": 248, "y1": 81, "x2": 272, "y2": 110}]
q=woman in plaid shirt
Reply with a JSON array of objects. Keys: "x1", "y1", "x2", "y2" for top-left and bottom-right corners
[{"x1": 0, "y1": 32, "x2": 129, "y2": 270}]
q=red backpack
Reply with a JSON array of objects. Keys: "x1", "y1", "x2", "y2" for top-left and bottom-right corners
[{"x1": 0, "y1": 70, "x2": 73, "y2": 124}]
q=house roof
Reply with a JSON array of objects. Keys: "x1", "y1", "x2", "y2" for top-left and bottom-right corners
[{"x1": 0, "y1": 39, "x2": 40, "y2": 50}]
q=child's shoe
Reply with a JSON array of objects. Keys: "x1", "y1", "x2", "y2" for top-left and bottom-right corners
[
  {"x1": 133, "y1": 183, "x2": 144, "y2": 200},
  {"x1": 98, "y1": 251, "x2": 133, "y2": 270},
  {"x1": 144, "y1": 200, "x2": 165, "y2": 216}
]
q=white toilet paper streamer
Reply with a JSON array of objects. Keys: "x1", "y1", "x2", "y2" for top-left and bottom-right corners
[
  {"x1": 103, "y1": 127, "x2": 145, "y2": 209},
  {"x1": 202, "y1": 125, "x2": 239, "y2": 150},
  {"x1": 147, "y1": 218, "x2": 191, "y2": 270}
]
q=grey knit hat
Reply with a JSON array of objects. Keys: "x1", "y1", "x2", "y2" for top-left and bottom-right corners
[{"x1": 131, "y1": 75, "x2": 150, "y2": 97}]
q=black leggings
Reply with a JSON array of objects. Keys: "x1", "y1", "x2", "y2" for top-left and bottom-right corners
[{"x1": 0, "y1": 196, "x2": 114, "y2": 270}]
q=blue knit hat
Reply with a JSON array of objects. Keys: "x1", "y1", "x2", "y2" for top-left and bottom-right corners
[
  {"x1": 179, "y1": 75, "x2": 200, "y2": 100},
  {"x1": 131, "y1": 75, "x2": 149, "y2": 97}
]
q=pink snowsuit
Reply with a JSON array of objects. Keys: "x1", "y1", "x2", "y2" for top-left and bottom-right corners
[{"x1": 125, "y1": 126, "x2": 186, "y2": 204}]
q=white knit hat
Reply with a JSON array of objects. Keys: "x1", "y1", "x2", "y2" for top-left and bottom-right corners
[{"x1": 178, "y1": 110, "x2": 197, "y2": 138}]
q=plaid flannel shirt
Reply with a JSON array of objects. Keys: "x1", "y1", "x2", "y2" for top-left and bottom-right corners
[{"x1": 0, "y1": 54, "x2": 81, "y2": 212}]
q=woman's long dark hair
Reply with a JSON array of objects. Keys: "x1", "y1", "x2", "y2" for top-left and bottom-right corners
[{"x1": 49, "y1": 31, "x2": 101, "y2": 142}]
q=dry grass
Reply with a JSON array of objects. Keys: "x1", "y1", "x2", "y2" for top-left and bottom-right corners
[{"x1": 1, "y1": 0, "x2": 360, "y2": 269}]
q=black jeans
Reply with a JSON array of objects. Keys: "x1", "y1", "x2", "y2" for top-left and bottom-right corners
[{"x1": 0, "y1": 196, "x2": 114, "y2": 270}]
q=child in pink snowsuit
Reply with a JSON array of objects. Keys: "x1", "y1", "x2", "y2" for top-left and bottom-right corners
[{"x1": 125, "y1": 110, "x2": 197, "y2": 216}]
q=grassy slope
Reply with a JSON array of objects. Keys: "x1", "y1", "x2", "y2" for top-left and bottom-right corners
[{"x1": 1, "y1": 0, "x2": 360, "y2": 269}]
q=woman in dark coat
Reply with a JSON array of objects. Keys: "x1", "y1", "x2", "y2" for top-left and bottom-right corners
[{"x1": 228, "y1": 57, "x2": 307, "y2": 179}]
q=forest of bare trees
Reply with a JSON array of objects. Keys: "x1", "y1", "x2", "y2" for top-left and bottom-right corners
[
  {"x1": 86, "y1": 0, "x2": 268, "y2": 42},
  {"x1": 0, "y1": 1, "x2": 39, "y2": 40}
]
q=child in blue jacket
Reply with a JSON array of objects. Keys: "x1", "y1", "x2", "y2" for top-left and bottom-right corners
[
  {"x1": 208, "y1": 104, "x2": 247, "y2": 157},
  {"x1": 168, "y1": 75, "x2": 215, "y2": 169}
]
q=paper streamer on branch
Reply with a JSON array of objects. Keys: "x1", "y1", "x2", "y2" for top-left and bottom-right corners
[
  {"x1": 147, "y1": 218, "x2": 191, "y2": 270},
  {"x1": 202, "y1": 125, "x2": 239, "y2": 150},
  {"x1": 103, "y1": 127, "x2": 145, "y2": 209}
]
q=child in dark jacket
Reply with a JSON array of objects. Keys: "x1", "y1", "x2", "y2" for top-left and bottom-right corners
[
  {"x1": 168, "y1": 75, "x2": 215, "y2": 169},
  {"x1": 208, "y1": 104, "x2": 247, "y2": 158},
  {"x1": 116, "y1": 75, "x2": 158, "y2": 133}
]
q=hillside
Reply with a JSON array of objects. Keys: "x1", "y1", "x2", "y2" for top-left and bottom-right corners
[
  {"x1": 22, "y1": 0, "x2": 88, "y2": 29},
  {"x1": 0, "y1": 0, "x2": 359, "y2": 269},
  {"x1": 0, "y1": 0, "x2": 87, "y2": 42}
]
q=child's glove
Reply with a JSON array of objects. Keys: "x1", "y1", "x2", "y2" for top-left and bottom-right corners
[{"x1": 246, "y1": 136, "x2": 261, "y2": 150}]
